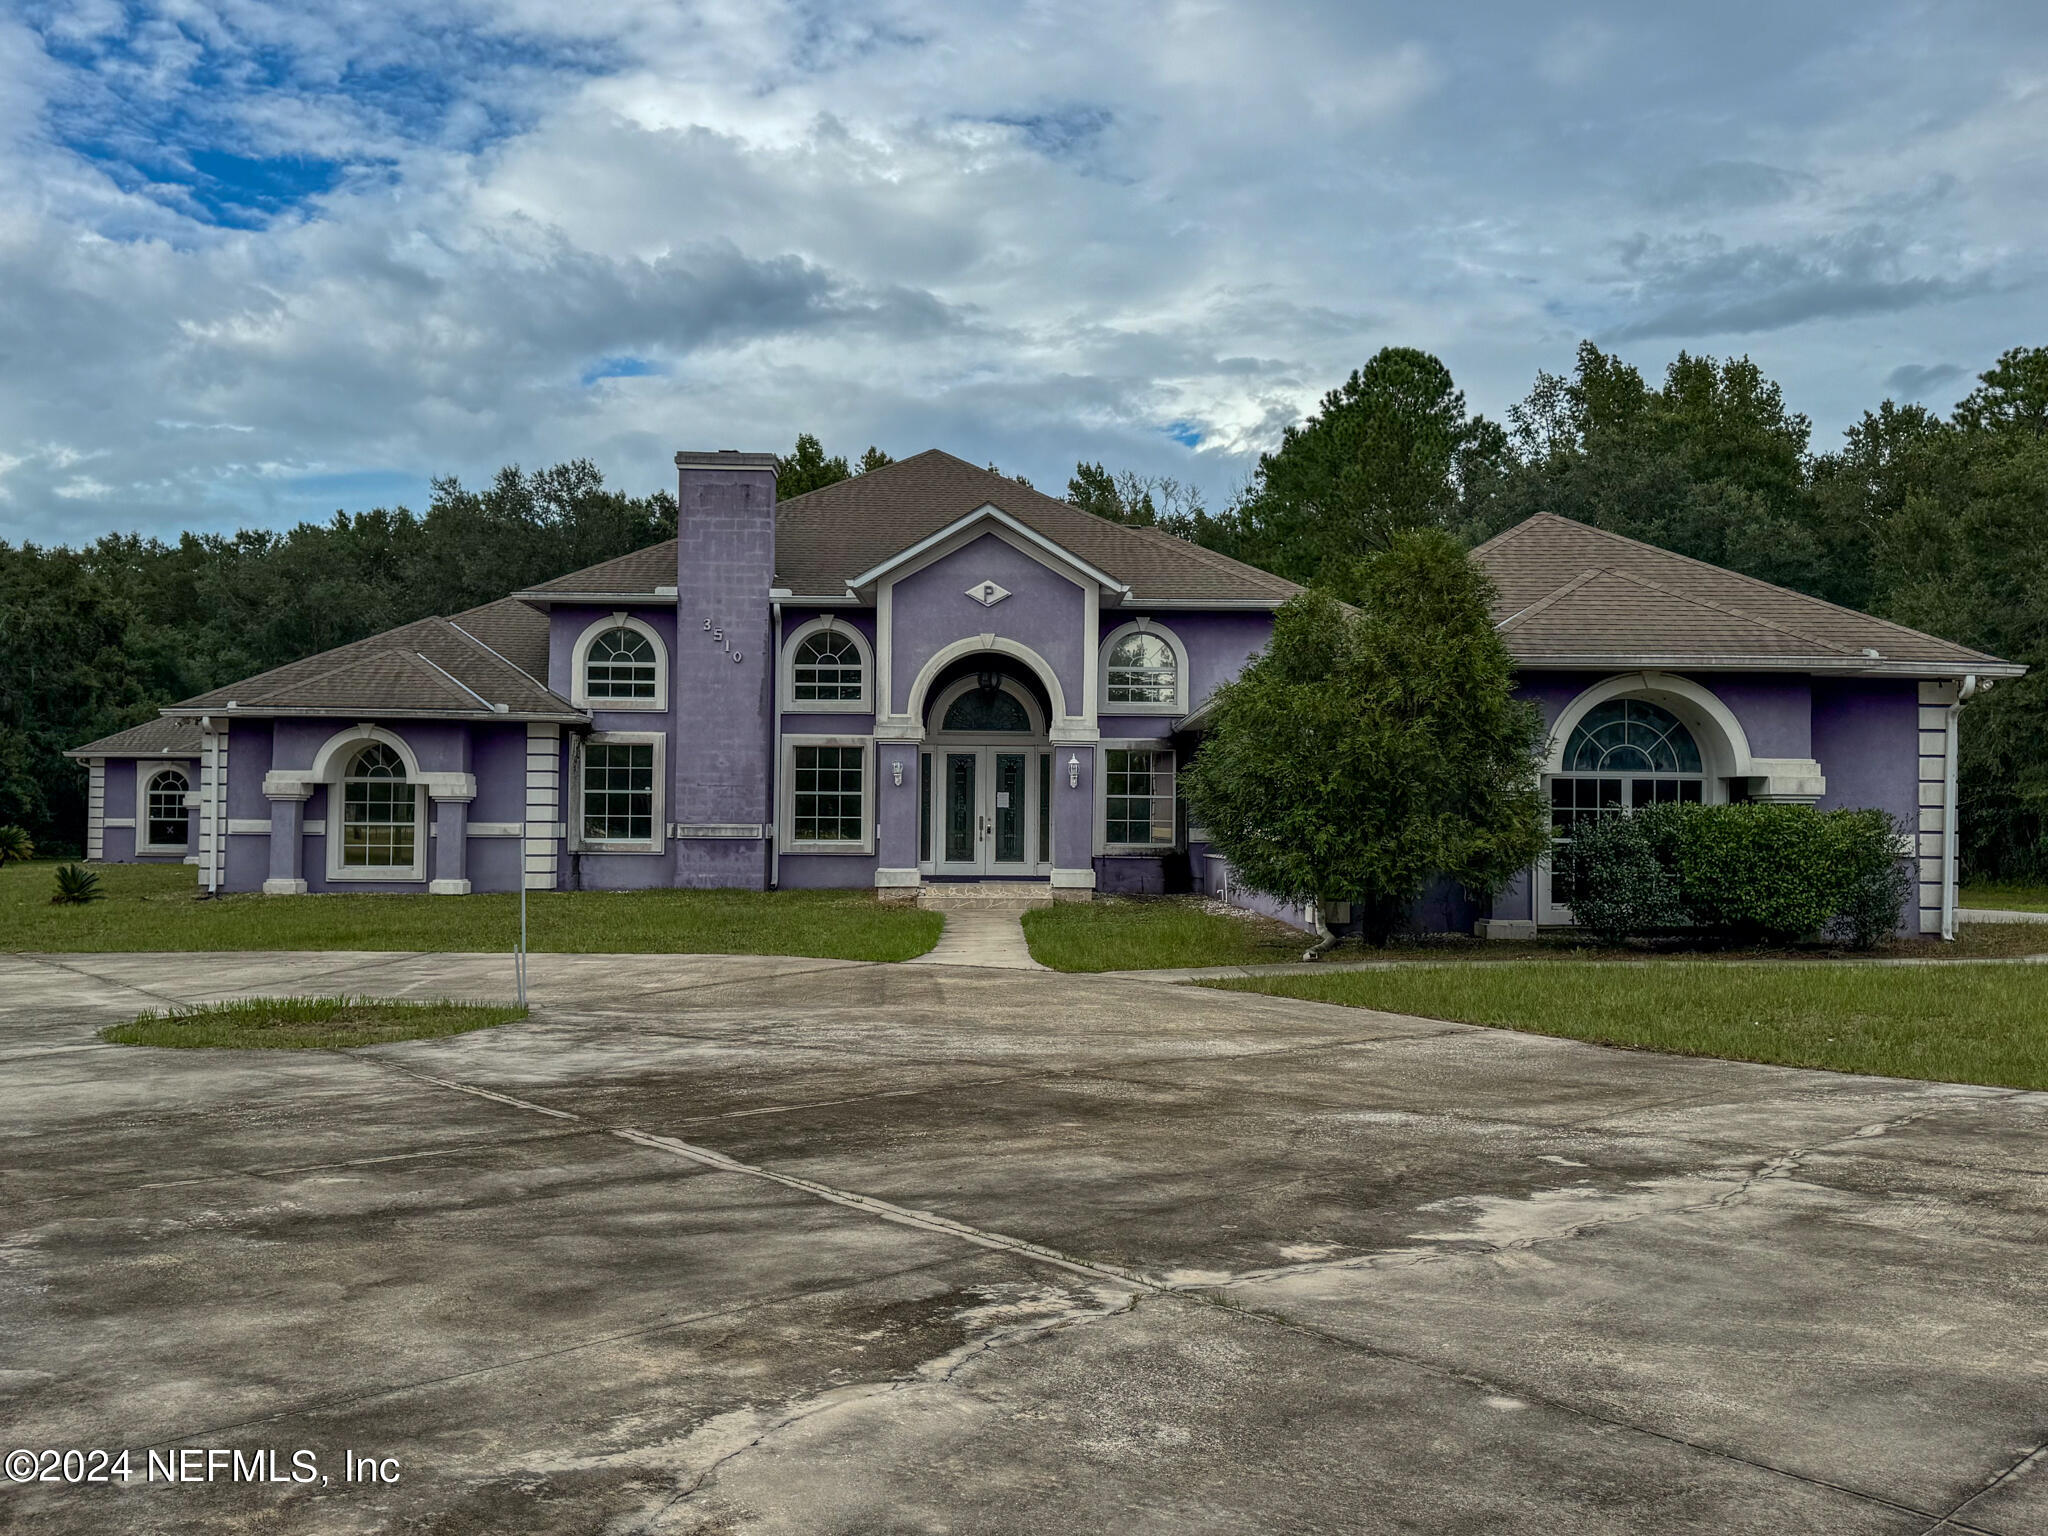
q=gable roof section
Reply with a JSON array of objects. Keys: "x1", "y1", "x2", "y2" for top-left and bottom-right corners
[
  {"x1": 163, "y1": 600, "x2": 580, "y2": 721},
  {"x1": 65, "y1": 716, "x2": 206, "y2": 760},
  {"x1": 522, "y1": 450, "x2": 1301, "y2": 606},
  {"x1": 1474, "y1": 513, "x2": 2019, "y2": 676}
]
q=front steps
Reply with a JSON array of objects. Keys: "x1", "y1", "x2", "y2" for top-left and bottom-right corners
[{"x1": 914, "y1": 881, "x2": 1056, "y2": 910}]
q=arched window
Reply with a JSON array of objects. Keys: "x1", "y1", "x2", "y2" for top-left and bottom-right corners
[
  {"x1": 340, "y1": 743, "x2": 416, "y2": 869},
  {"x1": 1549, "y1": 700, "x2": 1705, "y2": 906},
  {"x1": 144, "y1": 768, "x2": 189, "y2": 850},
  {"x1": 942, "y1": 686, "x2": 1032, "y2": 732},
  {"x1": 1100, "y1": 622, "x2": 1187, "y2": 712},
  {"x1": 1563, "y1": 700, "x2": 1703, "y2": 774},
  {"x1": 793, "y1": 631, "x2": 864, "y2": 702},
  {"x1": 585, "y1": 627, "x2": 658, "y2": 702}
]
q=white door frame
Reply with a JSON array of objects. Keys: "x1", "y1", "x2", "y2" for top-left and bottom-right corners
[{"x1": 929, "y1": 742, "x2": 1045, "y2": 877}]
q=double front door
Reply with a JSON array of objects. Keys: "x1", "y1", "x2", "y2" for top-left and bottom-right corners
[{"x1": 933, "y1": 747, "x2": 1041, "y2": 876}]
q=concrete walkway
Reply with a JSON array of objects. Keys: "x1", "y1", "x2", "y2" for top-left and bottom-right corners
[
  {"x1": 906, "y1": 904, "x2": 1046, "y2": 969},
  {"x1": 1961, "y1": 905, "x2": 2048, "y2": 924}
]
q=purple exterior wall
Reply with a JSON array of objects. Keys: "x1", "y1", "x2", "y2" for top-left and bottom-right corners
[
  {"x1": 891, "y1": 535, "x2": 1085, "y2": 715},
  {"x1": 1813, "y1": 680, "x2": 1919, "y2": 822},
  {"x1": 92, "y1": 757, "x2": 199, "y2": 864}
]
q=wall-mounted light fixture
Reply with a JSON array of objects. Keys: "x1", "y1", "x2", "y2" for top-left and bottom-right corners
[
  {"x1": 1067, "y1": 754, "x2": 1080, "y2": 789},
  {"x1": 891, "y1": 760, "x2": 904, "y2": 787}
]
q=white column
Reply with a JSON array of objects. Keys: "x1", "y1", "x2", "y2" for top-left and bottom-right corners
[{"x1": 1917, "y1": 680, "x2": 1957, "y2": 938}]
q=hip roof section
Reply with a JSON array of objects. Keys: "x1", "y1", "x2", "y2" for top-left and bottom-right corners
[{"x1": 1475, "y1": 513, "x2": 2019, "y2": 675}]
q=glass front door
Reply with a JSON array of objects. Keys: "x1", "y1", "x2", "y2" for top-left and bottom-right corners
[
  {"x1": 943, "y1": 752, "x2": 978, "y2": 869},
  {"x1": 930, "y1": 747, "x2": 1040, "y2": 875}
]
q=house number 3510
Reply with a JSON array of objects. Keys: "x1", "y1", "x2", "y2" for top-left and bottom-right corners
[{"x1": 702, "y1": 618, "x2": 742, "y2": 663}]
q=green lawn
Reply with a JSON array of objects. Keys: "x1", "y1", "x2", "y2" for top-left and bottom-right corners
[
  {"x1": 1205, "y1": 963, "x2": 2048, "y2": 1090},
  {"x1": 1961, "y1": 880, "x2": 2048, "y2": 913},
  {"x1": 1, "y1": 861, "x2": 943, "y2": 961},
  {"x1": 103, "y1": 996, "x2": 527, "y2": 1050},
  {"x1": 1023, "y1": 896, "x2": 1315, "y2": 971},
  {"x1": 1022, "y1": 893, "x2": 2048, "y2": 971}
]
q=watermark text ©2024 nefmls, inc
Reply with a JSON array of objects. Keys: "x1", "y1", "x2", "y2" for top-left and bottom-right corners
[{"x1": 7, "y1": 1447, "x2": 400, "y2": 1488}]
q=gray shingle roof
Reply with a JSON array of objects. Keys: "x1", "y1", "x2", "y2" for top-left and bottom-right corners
[
  {"x1": 165, "y1": 601, "x2": 579, "y2": 720},
  {"x1": 524, "y1": 450, "x2": 1301, "y2": 605},
  {"x1": 66, "y1": 716, "x2": 205, "y2": 759},
  {"x1": 1474, "y1": 513, "x2": 2018, "y2": 675}
]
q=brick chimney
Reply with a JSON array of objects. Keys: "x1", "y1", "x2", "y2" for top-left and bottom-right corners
[{"x1": 673, "y1": 450, "x2": 777, "y2": 888}]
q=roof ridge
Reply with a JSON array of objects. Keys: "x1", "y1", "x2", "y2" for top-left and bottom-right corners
[{"x1": 1493, "y1": 566, "x2": 1606, "y2": 631}]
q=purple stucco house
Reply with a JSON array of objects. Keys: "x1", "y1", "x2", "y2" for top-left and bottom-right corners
[{"x1": 68, "y1": 450, "x2": 2021, "y2": 938}]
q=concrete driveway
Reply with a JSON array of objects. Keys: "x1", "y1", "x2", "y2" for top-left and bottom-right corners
[{"x1": 2, "y1": 950, "x2": 2044, "y2": 1535}]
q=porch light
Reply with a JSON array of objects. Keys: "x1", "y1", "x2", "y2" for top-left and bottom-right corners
[
  {"x1": 1067, "y1": 754, "x2": 1080, "y2": 789},
  {"x1": 891, "y1": 760, "x2": 904, "y2": 787},
  {"x1": 977, "y1": 669, "x2": 1001, "y2": 695}
]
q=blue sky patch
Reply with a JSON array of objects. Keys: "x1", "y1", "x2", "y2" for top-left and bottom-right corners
[
  {"x1": 1166, "y1": 421, "x2": 1204, "y2": 448},
  {"x1": 581, "y1": 357, "x2": 663, "y2": 386}
]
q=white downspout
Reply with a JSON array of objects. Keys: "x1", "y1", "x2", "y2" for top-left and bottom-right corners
[{"x1": 1940, "y1": 674, "x2": 1978, "y2": 941}]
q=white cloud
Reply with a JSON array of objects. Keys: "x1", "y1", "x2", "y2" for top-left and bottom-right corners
[{"x1": 2, "y1": 0, "x2": 2048, "y2": 542}]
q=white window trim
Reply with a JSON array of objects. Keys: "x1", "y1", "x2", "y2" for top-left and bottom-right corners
[
  {"x1": 570, "y1": 612, "x2": 669, "y2": 712},
  {"x1": 1094, "y1": 738, "x2": 1179, "y2": 854},
  {"x1": 780, "y1": 615, "x2": 873, "y2": 714},
  {"x1": 571, "y1": 730, "x2": 667, "y2": 854},
  {"x1": 136, "y1": 761, "x2": 194, "y2": 854},
  {"x1": 325, "y1": 745, "x2": 428, "y2": 884},
  {"x1": 781, "y1": 734, "x2": 875, "y2": 855},
  {"x1": 1098, "y1": 618, "x2": 1188, "y2": 716}
]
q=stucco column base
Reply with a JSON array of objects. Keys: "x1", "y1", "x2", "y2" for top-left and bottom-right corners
[
  {"x1": 1052, "y1": 887, "x2": 1094, "y2": 903},
  {"x1": 1049, "y1": 866, "x2": 1096, "y2": 888},
  {"x1": 261, "y1": 878, "x2": 307, "y2": 896},
  {"x1": 1474, "y1": 918, "x2": 1537, "y2": 941},
  {"x1": 428, "y1": 878, "x2": 472, "y2": 896}
]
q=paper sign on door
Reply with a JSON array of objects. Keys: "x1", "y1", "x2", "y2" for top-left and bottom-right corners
[{"x1": 996, "y1": 792, "x2": 1010, "y2": 808}]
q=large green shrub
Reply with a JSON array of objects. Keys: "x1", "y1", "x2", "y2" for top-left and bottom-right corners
[
  {"x1": 1560, "y1": 802, "x2": 1911, "y2": 948},
  {"x1": 1825, "y1": 808, "x2": 1916, "y2": 949},
  {"x1": 1553, "y1": 804, "x2": 1688, "y2": 945},
  {"x1": 1674, "y1": 803, "x2": 1845, "y2": 941}
]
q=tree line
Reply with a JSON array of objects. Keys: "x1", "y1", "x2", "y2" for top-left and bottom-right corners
[{"x1": 3, "y1": 343, "x2": 2043, "y2": 878}]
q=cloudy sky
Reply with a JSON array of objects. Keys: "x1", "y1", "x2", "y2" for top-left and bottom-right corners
[{"x1": 4, "y1": 0, "x2": 2047, "y2": 545}]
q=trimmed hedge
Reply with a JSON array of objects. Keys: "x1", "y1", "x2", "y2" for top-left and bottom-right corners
[{"x1": 1556, "y1": 802, "x2": 1911, "y2": 947}]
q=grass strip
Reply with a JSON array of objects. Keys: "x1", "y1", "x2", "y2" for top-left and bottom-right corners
[
  {"x1": 101, "y1": 995, "x2": 529, "y2": 1050},
  {"x1": 1204, "y1": 962, "x2": 2048, "y2": 1090}
]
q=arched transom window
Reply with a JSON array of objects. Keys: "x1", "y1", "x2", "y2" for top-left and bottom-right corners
[
  {"x1": 793, "y1": 630, "x2": 864, "y2": 702},
  {"x1": 145, "y1": 768, "x2": 189, "y2": 849},
  {"x1": 1563, "y1": 700, "x2": 1703, "y2": 774},
  {"x1": 585, "y1": 627, "x2": 658, "y2": 702},
  {"x1": 340, "y1": 743, "x2": 416, "y2": 868},
  {"x1": 1105, "y1": 631, "x2": 1177, "y2": 706},
  {"x1": 941, "y1": 686, "x2": 1032, "y2": 733}
]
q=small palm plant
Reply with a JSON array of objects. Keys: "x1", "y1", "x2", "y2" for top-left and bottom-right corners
[
  {"x1": 0, "y1": 825, "x2": 32, "y2": 867},
  {"x1": 50, "y1": 863, "x2": 104, "y2": 905}
]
